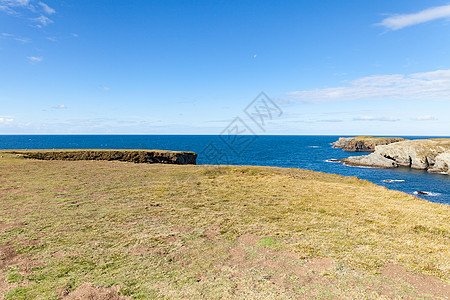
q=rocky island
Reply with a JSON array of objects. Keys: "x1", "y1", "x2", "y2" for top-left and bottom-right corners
[
  {"x1": 337, "y1": 138, "x2": 450, "y2": 174},
  {"x1": 332, "y1": 136, "x2": 407, "y2": 152}
]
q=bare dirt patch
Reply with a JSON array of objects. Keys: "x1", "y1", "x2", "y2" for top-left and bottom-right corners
[
  {"x1": 203, "y1": 229, "x2": 220, "y2": 240},
  {"x1": 0, "y1": 244, "x2": 20, "y2": 271},
  {"x1": 171, "y1": 226, "x2": 193, "y2": 233},
  {"x1": 203, "y1": 225, "x2": 221, "y2": 240},
  {"x1": 382, "y1": 262, "x2": 450, "y2": 298},
  {"x1": 0, "y1": 244, "x2": 43, "y2": 297},
  {"x1": 160, "y1": 235, "x2": 180, "y2": 243},
  {"x1": 237, "y1": 233, "x2": 260, "y2": 246},
  {"x1": 63, "y1": 283, "x2": 130, "y2": 300},
  {"x1": 305, "y1": 257, "x2": 335, "y2": 273},
  {"x1": 0, "y1": 275, "x2": 16, "y2": 300},
  {"x1": 229, "y1": 246, "x2": 247, "y2": 265},
  {"x1": 129, "y1": 247, "x2": 155, "y2": 256},
  {"x1": 52, "y1": 250, "x2": 67, "y2": 258},
  {"x1": 0, "y1": 222, "x2": 24, "y2": 234}
]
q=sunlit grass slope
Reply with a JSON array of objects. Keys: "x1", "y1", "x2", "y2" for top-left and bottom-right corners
[{"x1": 0, "y1": 152, "x2": 448, "y2": 299}]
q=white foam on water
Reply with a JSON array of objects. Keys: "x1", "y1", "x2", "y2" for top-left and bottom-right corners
[
  {"x1": 342, "y1": 164, "x2": 377, "y2": 169},
  {"x1": 383, "y1": 179, "x2": 405, "y2": 183},
  {"x1": 413, "y1": 191, "x2": 441, "y2": 197}
]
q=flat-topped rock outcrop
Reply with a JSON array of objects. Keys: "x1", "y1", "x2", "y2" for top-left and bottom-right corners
[
  {"x1": 332, "y1": 136, "x2": 407, "y2": 152},
  {"x1": 339, "y1": 139, "x2": 450, "y2": 174},
  {"x1": 8, "y1": 149, "x2": 197, "y2": 165}
]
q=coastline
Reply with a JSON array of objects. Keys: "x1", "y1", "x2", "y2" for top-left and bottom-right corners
[{"x1": 0, "y1": 135, "x2": 449, "y2": 204}]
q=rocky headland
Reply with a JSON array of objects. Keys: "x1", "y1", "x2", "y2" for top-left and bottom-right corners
[
  {"x1": 338, "y1": 139, "x2": 450, "y2": 174},
  {"x1": 8, "y1": 149, "x2": 197, "y2": 165},
  {"x1": 332, "y1": 136, "x2": 406, "y2": 152}
]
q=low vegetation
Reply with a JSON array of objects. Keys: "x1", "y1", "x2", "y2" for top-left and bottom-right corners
[
  {"x1": 0, "y1": 152, "x2": 449, "y2": 299},
  {"x1": 7, "y1": 149, "x2": 197, "y2": 165}
]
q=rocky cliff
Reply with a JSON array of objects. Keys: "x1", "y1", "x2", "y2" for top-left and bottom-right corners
[
  {"x1": 12, "y1": 149, "x2": 197, "y2": 165},
  {"x1": 429, "y1": 152, "x2": 450, "y2": 174},
  {"x1": 332, "y1": 136, "x2": 406, "y2": 152},
  {"x1": 339, "y1": 139, "x2": 450, "y2": 174}
]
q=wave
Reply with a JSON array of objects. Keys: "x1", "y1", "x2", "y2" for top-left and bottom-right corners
[
  {"x1": 413, "y1": 191, "x2": 441, "y2": 197},
  {"x1": 325, "y1": 159, "x2": 339, "y2": 163}
]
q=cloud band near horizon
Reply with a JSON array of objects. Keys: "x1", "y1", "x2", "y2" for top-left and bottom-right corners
[{"x1": 288, "y1": 69, "x2": 450, "y2": 103}]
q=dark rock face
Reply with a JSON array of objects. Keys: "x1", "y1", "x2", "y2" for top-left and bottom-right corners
[
  {"x1": 332, "y1": 136, "x2": 406, "y2": 152},
  {"x1": 15, "y1": 150, "x2": 197, "y2": 165}
]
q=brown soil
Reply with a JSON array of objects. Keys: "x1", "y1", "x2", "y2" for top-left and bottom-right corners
[
  {"x1": 382, "y1": 262, "x2": 450, "y2": 299},
  {"x1": 0, "y1": 244, "x2": 20, "y2": 271},
  {"x1": 171, "y1": 226, "x2": 194, "y2": 233},
  {"x1": 0, "y1": 244, "x2": 43, "y2": 297},
  {"x1": 63, "y1": 283, "x2": 130, "y2": 300},
  {"x1": 237, "y1": 233, "x2": 261, "y2": 246},
  {"x1": 203, "y1": 229, "x2": 220, "y2": 240}
]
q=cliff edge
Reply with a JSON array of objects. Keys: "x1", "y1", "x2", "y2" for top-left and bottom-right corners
[
  {"x1": 332, "y1": 136, "x2": 407, "y2": 152},
  {"x1": 8, "y1": 149, "x2": 197, "y2": 165},
  {"x1": 339, "y1": 139, "x2": 450, "y2": 174}
]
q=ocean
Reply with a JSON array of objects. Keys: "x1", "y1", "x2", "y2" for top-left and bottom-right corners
[{"x1": 1, "y1": 135, "x2": 449, "y2": 205}]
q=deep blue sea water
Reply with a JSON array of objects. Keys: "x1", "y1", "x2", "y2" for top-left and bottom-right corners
[{"x1": 1, "y1": 135, "x2": 449, "y2": 205}]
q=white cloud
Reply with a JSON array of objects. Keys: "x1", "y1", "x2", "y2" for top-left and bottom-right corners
[
  {"x1": 288, "y1": 69, "x2": 450, "y2": 103},
  {"x1": 378, "y1": 4, "x2": 450, "y2": 30},
  {"x1": 0, "y1": 117, "x2": 14, "y2": 124},
  {"x1": 0, "y1": 0, "x2": 30, "y2": 14},
  {"x1": 353, "y1": 116, "x2": 400, "y2": 122},
  {"x1": 0, "y1": 0, "x2": 30, "y2": 7},
  {"x1": 14, "y1": 37, "x2": 30, "y2": 43},
  {"x1": 0, "y1": 5, "x2": 17, "y2": 14},
  {"x1": 38, "y1": 1, "x2": 54, "y2": 14},
  {"x1": 1, "y1": 33, "x2": 30, "y2": 43},
  {"x1": 415, "y1": 115, "x2": 437, "y2": 121},
  {"x1": 317, "y1": 119, "x2": 344, "y2": 123},
  {"x1": 102, "y1": 87, "x2": 110, "y2": 92},
  {"x1": 0, "y1": 1, "x2": 55, "y2": 24},
  {"x1": 27, "y1": 56, "x2": 43, "y2": 63},
  {"x1": 71, "y1": 33, "x2": 79, "y2": 38},
  {"x1": 34, "y1": 15, "x2": 52, "y2": 26},
  {"x1": 54, "y1": 104, "x2": 67, "y2": 109}
]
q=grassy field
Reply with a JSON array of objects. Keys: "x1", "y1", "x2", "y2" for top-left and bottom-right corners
[{"x1": 0, "y1": 152, "x2": 449, "y2": 299}]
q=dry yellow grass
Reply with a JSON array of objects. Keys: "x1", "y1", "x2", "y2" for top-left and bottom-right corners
[{"x1": 0, "y1": 153, "x2": 449, "y2": 299}]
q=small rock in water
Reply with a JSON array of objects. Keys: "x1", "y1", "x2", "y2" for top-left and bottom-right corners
[
  {"x1": 383, "y1": 179, "x2": 405, "y2": 183},
  {"x1": 415, "y1": 191, "x2": 430, "y2": 196}
]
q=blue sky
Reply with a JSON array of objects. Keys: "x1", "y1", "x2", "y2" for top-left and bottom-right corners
[{"x1": 1, "y1": 0, "x2": 450, "y2": 135}]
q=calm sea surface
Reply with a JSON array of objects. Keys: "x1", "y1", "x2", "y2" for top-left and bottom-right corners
[{"x1": 1, "y1": 135, "x2": 449, "y2": 205}]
